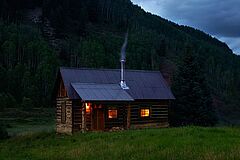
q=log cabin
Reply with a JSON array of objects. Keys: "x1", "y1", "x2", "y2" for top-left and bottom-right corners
[{"x1": 54, "y1": 67, "x2": 175, "y2": 134}]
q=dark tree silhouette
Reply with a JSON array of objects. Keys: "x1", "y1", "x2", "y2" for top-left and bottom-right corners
[{"x1": 171, "y1": 46, "x2": 217, "y2": 126}]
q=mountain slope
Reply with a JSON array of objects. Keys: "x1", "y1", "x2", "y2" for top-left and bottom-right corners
[
  {"x1": 43, "y1": 0, "x2": 240, "y2": 123},
  {"x1": 0, "y1": 0, "x2": 240, "y2": 124}
]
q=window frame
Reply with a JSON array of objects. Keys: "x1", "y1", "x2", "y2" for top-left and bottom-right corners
[
  {"x1": 140, "y1": 107, "x2": 151, "y2": 118},
  {"x1": 108, "y1": 108, "x2": 118, "y2": 119}
]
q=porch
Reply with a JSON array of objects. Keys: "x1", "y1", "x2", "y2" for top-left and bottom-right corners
[{"x1": 72, "y1": 102, "x2": 131, "y2": 132}]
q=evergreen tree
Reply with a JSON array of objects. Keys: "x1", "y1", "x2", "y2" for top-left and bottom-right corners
[
  {"x1": 0, "y1": 0, "x2": 239, "y2": 123},
  {"x1": 171, "y1": 46, "x2": 217, "y2": 126},
  {"x1": 0, "y1": 125, "x2": 8, "y2": 140}
]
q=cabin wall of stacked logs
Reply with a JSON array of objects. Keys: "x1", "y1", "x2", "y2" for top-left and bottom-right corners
[
  {"x1": 72, "y1": 102, "x2": 126, "y2": 132},
  {"x1": 105, "y1": 105, "x2": 126, "y2": 129},
  {"x1": 130, "y1": 101, "x2": 169, "y2": 129},
  {"x1": 72, "y1": 101, "x2": 83, "y2": 132},
  {"x1": 56, "y1": 78, "x2": 72, "y2": 134},
  {"x1": 71, "y1": 101, "x2": 169, "y2": 132},
  {"x1": 56, "y1": 97, "x2": 72, "y2": 134}
]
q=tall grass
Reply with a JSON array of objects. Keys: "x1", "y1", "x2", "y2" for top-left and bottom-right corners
[
  {"x1": 0, "y1": 127, "x2": 240, "y2": 160},
  {"x1": 0, "y1": 107, "x2": 55, "y2": 136}
]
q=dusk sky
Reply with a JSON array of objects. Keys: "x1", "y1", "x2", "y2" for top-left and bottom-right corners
[{"x1": 131, "y1": 0, "x2": 240, "y2": 55}]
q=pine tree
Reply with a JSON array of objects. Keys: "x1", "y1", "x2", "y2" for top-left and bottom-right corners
[{"x1": 171, "y1": 46, "x2": 217, "y2": 126}]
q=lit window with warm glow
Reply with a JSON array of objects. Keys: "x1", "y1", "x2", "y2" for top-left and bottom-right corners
[
  {"x1": 108, "y1": 109, "x2": 118, "y2": 119},
  {"x1": 141, "y1": 109, "x2": 150, "y2": 117},
  {"x1": 85, "y1": 103, "x2": 91, "y2": 113}
]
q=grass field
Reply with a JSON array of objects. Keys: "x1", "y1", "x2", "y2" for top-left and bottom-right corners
[
  {"x1": 0, "y1": 127, "x2": 240, "y2": 160},
  {"x1": 0, "y1": 107, "x2": 55, "y2": 136}
]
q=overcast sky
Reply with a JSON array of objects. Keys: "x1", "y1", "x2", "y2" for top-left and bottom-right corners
[{"x1": 131, "y1": 0, "x2": 240, "y2": 55}]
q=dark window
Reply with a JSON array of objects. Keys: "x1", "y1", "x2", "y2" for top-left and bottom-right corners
[{"x1": 61, "y1": 102, "x2": 66, "y2": 123}]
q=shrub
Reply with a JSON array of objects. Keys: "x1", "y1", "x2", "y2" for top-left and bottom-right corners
[
  {"x1": 21, "y1": 97, "x2": 34, "y2": 109},
  {"x1": 0, "y1": 126, "x2": 9, "y2": 140},
  {"x1": 0, "y1": 93, "x2": 17, "y2": 111}
]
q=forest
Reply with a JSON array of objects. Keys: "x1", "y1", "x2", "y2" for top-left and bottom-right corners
[{"x1": 0, "y1": 0, "x2": 240, "y2": 126}]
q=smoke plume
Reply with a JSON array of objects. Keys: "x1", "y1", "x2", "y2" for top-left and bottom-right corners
[{"x1": 121, "y1": 32, "x2": 128, "y2": 62}]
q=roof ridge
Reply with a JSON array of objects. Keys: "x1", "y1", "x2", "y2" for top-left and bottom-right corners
[
  {"x1": 71, "y1": 82, "x2": 118, "y2": 85},
  {"x1": 60, "y1": 67, "x2": 162, "y2": 73}
]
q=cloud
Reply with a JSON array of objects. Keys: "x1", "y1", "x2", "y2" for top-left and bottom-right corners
[
  {"x1": 131, "y1": 0, "x2": 240, "y2": 54},
  {"x1": 220, "y1": 37, "x2": 240, "y2": 54}
]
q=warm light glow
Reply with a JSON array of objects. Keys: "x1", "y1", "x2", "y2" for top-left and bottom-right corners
[
  {"x1": 141, "y1": 109, "x2": 150, "y2": 117},
  {"x1": 85, "y1": 103, "x2": 91, "y2": 113},
  {"x1": 108, "y1": 109, "x2": 118, "y2": 119}
]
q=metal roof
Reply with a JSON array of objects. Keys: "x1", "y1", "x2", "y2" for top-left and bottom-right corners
[
  {"x1": 71, "y1": 83, "x2": 134, "y2": 101},
  {"x1": 60, "y1": 67, "x2": 175, "y2": 100}
]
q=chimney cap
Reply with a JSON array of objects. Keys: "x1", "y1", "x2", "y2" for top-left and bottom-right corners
[{"x1": 120, "y1": 81, "x2": 129, "y2": 90}]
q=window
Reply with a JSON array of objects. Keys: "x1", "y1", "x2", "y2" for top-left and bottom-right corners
[
  {"x1": 140, "y1": 108, "x2": 150, "y2": 117},
  {"x1": 61, "y1": 102, "x2": 66, "y2": 123},
  {"x1": 108, "y1": 109, "x2": 118, "y2": 119},
  {"x1": 85, "y1": 103, "x2": 91, "y2": 113}
]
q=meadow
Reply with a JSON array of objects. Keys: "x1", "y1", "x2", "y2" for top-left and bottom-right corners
[
  {"x1": 0, "y1": 107, "x2": 55, "y2": 136},
  {"x1": 0, "y1": 127, "x2": 240, "y2": 160}
]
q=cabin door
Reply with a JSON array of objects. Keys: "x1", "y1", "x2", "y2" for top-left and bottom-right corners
[{"x1": 93, "y1": 109, "x2": 105, "y2": 130}]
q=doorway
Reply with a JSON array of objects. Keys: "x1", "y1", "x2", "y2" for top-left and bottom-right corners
[{"x1": 93, "y1": 109, "x2": 105, "y2": 130}]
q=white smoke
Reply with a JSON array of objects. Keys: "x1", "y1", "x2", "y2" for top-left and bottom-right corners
[{"x1": 121, "y1": 32, "x2": 128, "y2": 62}]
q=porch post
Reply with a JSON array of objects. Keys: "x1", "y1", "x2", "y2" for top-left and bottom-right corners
[
  {"x1": 81, "y1": 103, "x2": 86, "y2": 133},
  {"x1": 127, "y1": 104, "x2": 131, "y2": 129},
  {"x1": 91, "y1": 104, "x2": 94, "y2": 130}
]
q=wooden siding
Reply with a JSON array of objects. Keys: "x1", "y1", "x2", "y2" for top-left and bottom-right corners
[
  {"x1": 72, "y1": 103, "x2": 128, "y2": 131},
  {"x1": 72, "y1": 101, "x2": 82, "y2": 132},
  {"x1": 72, "y1": 101, "x2": 93, "y2": 132},
  {"x1": 71, "y1": 101, "x2": 169, "y2": 132},
  {"x1": 56, "y1": 98, "x2": 170, "y2": 134},
  {"x1": 55, "y1": 76, "x2": 73, "y2": 134},
  {"x1": 57, "y1": 78, "x2": 67, "y2": 97},
  {"x1": 56, "y1": 97, "x2": 72, "y2": 134},
  {"x1": 104, "y1": 105, "x2": 126, "y2": 129},
  {"x1": 130, "y1": 101, "x2": 169, "y2": 129}
]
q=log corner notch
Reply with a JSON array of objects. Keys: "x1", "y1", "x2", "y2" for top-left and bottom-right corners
[{"x1": 56, "y1": 97, "x2": 73, "y2": 135}]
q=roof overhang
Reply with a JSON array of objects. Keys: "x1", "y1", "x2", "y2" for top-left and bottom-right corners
[{"x1": 71, "y1": 83, "x2": 134, "y2": 102}]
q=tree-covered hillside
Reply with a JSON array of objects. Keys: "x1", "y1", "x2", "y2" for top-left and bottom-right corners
[{"x1": 0, "y1": 0, "x2": 240, "y2": 124}]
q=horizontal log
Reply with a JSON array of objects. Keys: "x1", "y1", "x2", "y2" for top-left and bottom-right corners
[
  {"x1": 73, "y1": 113, "x2": 82, "y2": 115},
  {"x1": 131, "y1": 123, "x2": 169, "y2": 129},
  {"x1": 57, "y1": 101, "x2": 71, "y2": 104},
  {"x1": 153, "y1": 112, "x2": 168, "y2": 114},
  {"x1": 56, "y1": 97, "x2": 70, "y2": 100},
  {"x1": 151, "y1": 114, "x2": 168, "y2": 116},
  {"x1": 152, "y1": 105, "x2": 168, "y2": 107},
  {"x1": 105, "y1": 121, "x2": 124, "y2": 124},
  {"x1": 152, "y1": 108, "x2": 168, "y2": 110},
  {"x1": 130, "y1": 117, "x2": 168, "y2": 121},
  {"x1": 131, "y1": 121, "x2": 168, "y2": 125},
  {"x1": 56, "y1": 100, "x2": 71, "y2": 103},
  {"x1": 73, "y1": 115, "x2": 82, "y2": 117}
]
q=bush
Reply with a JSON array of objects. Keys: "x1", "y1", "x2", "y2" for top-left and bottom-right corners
[
  {"x1": 0, "y1": 93, "x2": 17, "y2": 111},
  {"x1": 21, "y1": 97, "x2": 34, "y2": 109},
  {"x1": 0, "y1": 126, "x2": 9, "y2": 140}
]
